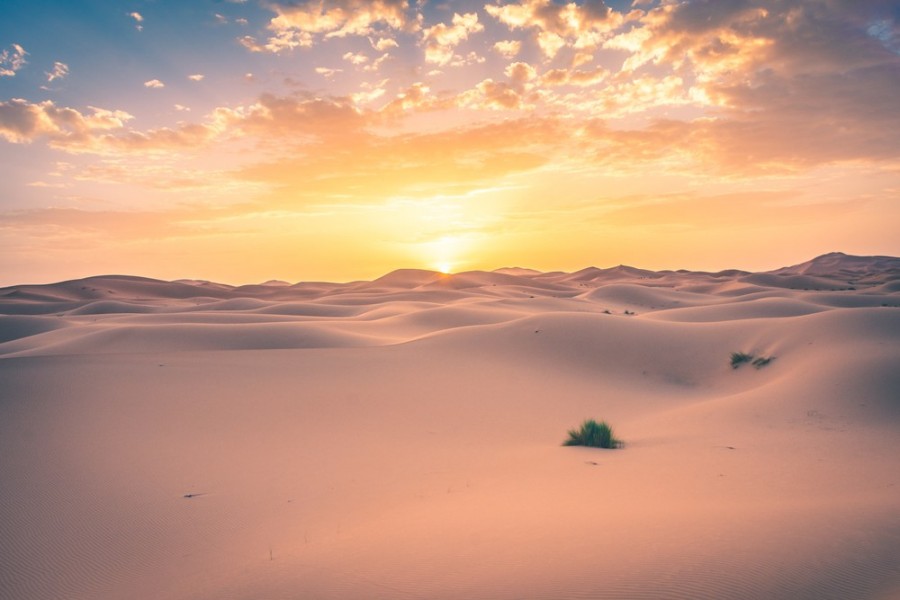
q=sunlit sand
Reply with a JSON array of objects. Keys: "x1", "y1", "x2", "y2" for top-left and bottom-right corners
[{"x1": 1, "y1": 252, "x2": 898, "y2": 599}]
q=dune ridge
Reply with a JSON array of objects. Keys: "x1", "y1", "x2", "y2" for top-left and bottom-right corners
[{"x1": 0, "y1": 252, "x2": 898, "y2": 599}]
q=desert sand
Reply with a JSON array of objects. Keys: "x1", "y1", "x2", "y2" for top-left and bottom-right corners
[{"x1": 1, "y1": 252, "x2": 898, "y2": 600}]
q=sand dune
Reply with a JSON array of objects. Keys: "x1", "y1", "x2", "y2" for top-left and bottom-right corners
[{"x1": 1, "y1": 253, "x2": 898, "y2": 599}]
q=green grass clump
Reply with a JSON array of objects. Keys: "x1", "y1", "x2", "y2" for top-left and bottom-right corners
[
  {"x1": 731, "y1": 351, "x2": 775, "y2": 369},
  {"x1": 563, "y1": 419, "x2": 620, "y2": 449},
  {"x1": 730, "y1": 352, "x2": 754, "y2": 369}
]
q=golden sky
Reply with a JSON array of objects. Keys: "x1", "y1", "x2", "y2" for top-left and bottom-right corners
[{"x1": 1, "y1": 0, "x2": 899, "y2": 284}]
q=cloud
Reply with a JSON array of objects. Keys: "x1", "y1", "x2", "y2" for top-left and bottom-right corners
[
  {"x1": 492, "y1": 39, "x2": 522, "y2": 58},
  {"x1": 342, "y1": 51, "x2": 369, "y2": 65},
  {"x1": 0, "y1": 99, "x2": 133, "y2": 146},
  {"x1": 536, "y1": 30, "x2": 566, "y2": 59},
  {"x1": 422, "y1": 12, "x2": 484, "y2": 65},
  {"x1": 236, "y1": 117, "x2": 560, "y2": 205},
  {"x1": 45, "y1": 61, "x2": 69, "y2": 82},
  {"x1": 129, "y1": 11, "x2": 144, "y2": 31},
  {"x1": 245, "y1": 0, "x2": 418, "y2": 53},
  {"x1": 351, "y1": 87, "x2": 386, "y2": 105},
  {"x1": 457, "y1": 62, "x2": 538, "y2": 111},
  {"x1": 2, "y1": 94, "x2": 366, "y2": 155},
  {"x1": 449, "y1": 51, "x2": 486, "y2": 68},
  {"x1": 363, "y1": 52, "x2": 392, "y2": 72},
  {"x1": 213, "y1": 93, "x2": 366, "y2": 142},
  {"x1": 370, "y1": 36, "x2": 399, "y2": 51},
  {"x1": 487, "y1": 0, "x2": 617, "y2": 33},
  {"x1": 591, "y1": 0, "x2": 900, "y2": 172},
  {"x1": 0, "y1": 98, "x2": 226, "y2": 156},
  {"x1": 188, "y1": 73, "x2": 205, "y2": 81},
  {"x1": 485, "y1": 0, "x2": 623, "y2": 58},
  {"x1": 379, "y1": 82, "x2": 446, "y2": 118},
  {"x1": 468, "y1": 81, "x2": 524, "y2": 110},
  {"x1": 239, "y1": 32, "x2": 311, "y2": 52},
  {"x1": 542, "y1": 65, "x2": 608, "y2": 87},
  {"x1": 144, "y1": 79, "x2": 165, "y2": 88},
  {"x1": 315, "y1": 66, "x2": 343, "y2": 78},
  {"x1": 0, "y1": 44, "x2": 27, "y2": 77},
  {"x1": 505, "y1": 61, "x2": 538, "y2": 85}
]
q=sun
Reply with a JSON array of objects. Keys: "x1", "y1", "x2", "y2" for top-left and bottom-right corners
[{"x1": 424, "y1": 235, "x2": 464, "y2": 274}]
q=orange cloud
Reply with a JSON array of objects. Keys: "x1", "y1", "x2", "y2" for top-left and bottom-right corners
[
  {"x1": 422, "y1": 12, "x2": 484, "y2": 66},
  {"x1": 243, "y1": 0, "x2": 418, "y2": 52},
  {"x1": 542, "y1": 65, "x2": 607, "y2": 87},
  {"x1": 492, "y1": 39, "x2": 522, "y2": 58},
  {"x1": 0, "y1": 99, "x2": 133, "y2": 145},
  {"x1": 234, "y1": 117, "x2": 561, "y2": 207},
  {"x1": 485, "y1": 0, "x2": 623, "y2": 58},
  {"x1": 485, "y1": 0, "x2": 618, "y2": 36}
]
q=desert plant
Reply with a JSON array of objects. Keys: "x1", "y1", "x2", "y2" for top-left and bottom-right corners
[
  {"x1": 731, "y1": 351, "x2": 775, "y2": 369},
  {"x1": 563, "y1": 419, "x2": 620, "y2": 448},
  {"x1": 730, "y1": 352, "x2": 754, "y2": 369}
]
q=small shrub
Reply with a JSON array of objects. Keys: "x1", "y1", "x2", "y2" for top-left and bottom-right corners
[
  {"x1": 563, "y1": 419, "x2": 620, "y2": 449},
  {"x1": 730, "y1": 352, "x2": 754, "y2": 369},
  {"x1": 731, "y1": 351, "x2": 775, "y2": 369}
]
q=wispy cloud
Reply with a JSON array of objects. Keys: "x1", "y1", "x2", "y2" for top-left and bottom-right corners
[
  {"x1": 0, "y1": 43, "x2": 27, "y2": 77},
  {"x1": 144, "y1": 79, "x2": 165, "y2": 88},
  {"x1": 45, "y1": 61, "x2": 69, "y2": 82},
  {"x1": 241, "y1": 0, "x2": 418, "y2": 53},
  {"x1": 129, "y1": 11, "x2": 144, "y2": 31}
]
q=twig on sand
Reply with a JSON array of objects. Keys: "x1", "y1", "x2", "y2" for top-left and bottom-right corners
[{"x1": 183, "y1": 492, "x2": 207, "y2": 499}]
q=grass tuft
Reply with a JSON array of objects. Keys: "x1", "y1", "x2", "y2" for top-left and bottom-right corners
[
  {"x1": 731, "y1": 351, "x2": 775, "y2": 369},
  {"x1": 730, "y1": 352, "x2": 754, "y2": 369},
  {"x1": 563, "y1": 419, "x2": 621, "y2": 449}
]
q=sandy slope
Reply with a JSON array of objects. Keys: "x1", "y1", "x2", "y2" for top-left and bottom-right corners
[{"x1": 1, "y1": 253, "x2": 898, "y2": 600}]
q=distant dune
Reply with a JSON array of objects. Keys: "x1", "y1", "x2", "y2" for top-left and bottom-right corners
[{"x1": 1, "y1": 253, "x2": 898, "y2": 600}]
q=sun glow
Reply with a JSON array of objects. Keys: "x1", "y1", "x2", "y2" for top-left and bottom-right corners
[{"x1": 421, "y1": 234, "x2": 469, "y2": 275}]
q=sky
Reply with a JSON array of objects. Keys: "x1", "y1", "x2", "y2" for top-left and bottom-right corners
[{"x1": 1, "y1": 0, "x2": 899, "y2": 285}]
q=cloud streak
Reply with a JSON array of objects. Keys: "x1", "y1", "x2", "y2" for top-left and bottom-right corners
[
  {"x1": 0, "y1": 44, "x2": 27, "y2": 77},
  {"x1": 241, "y1": 0, "x2": 418, "y2": 52},
  {"x1": 45, "y1": 61, "x2": 69, "y2": 82}
]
